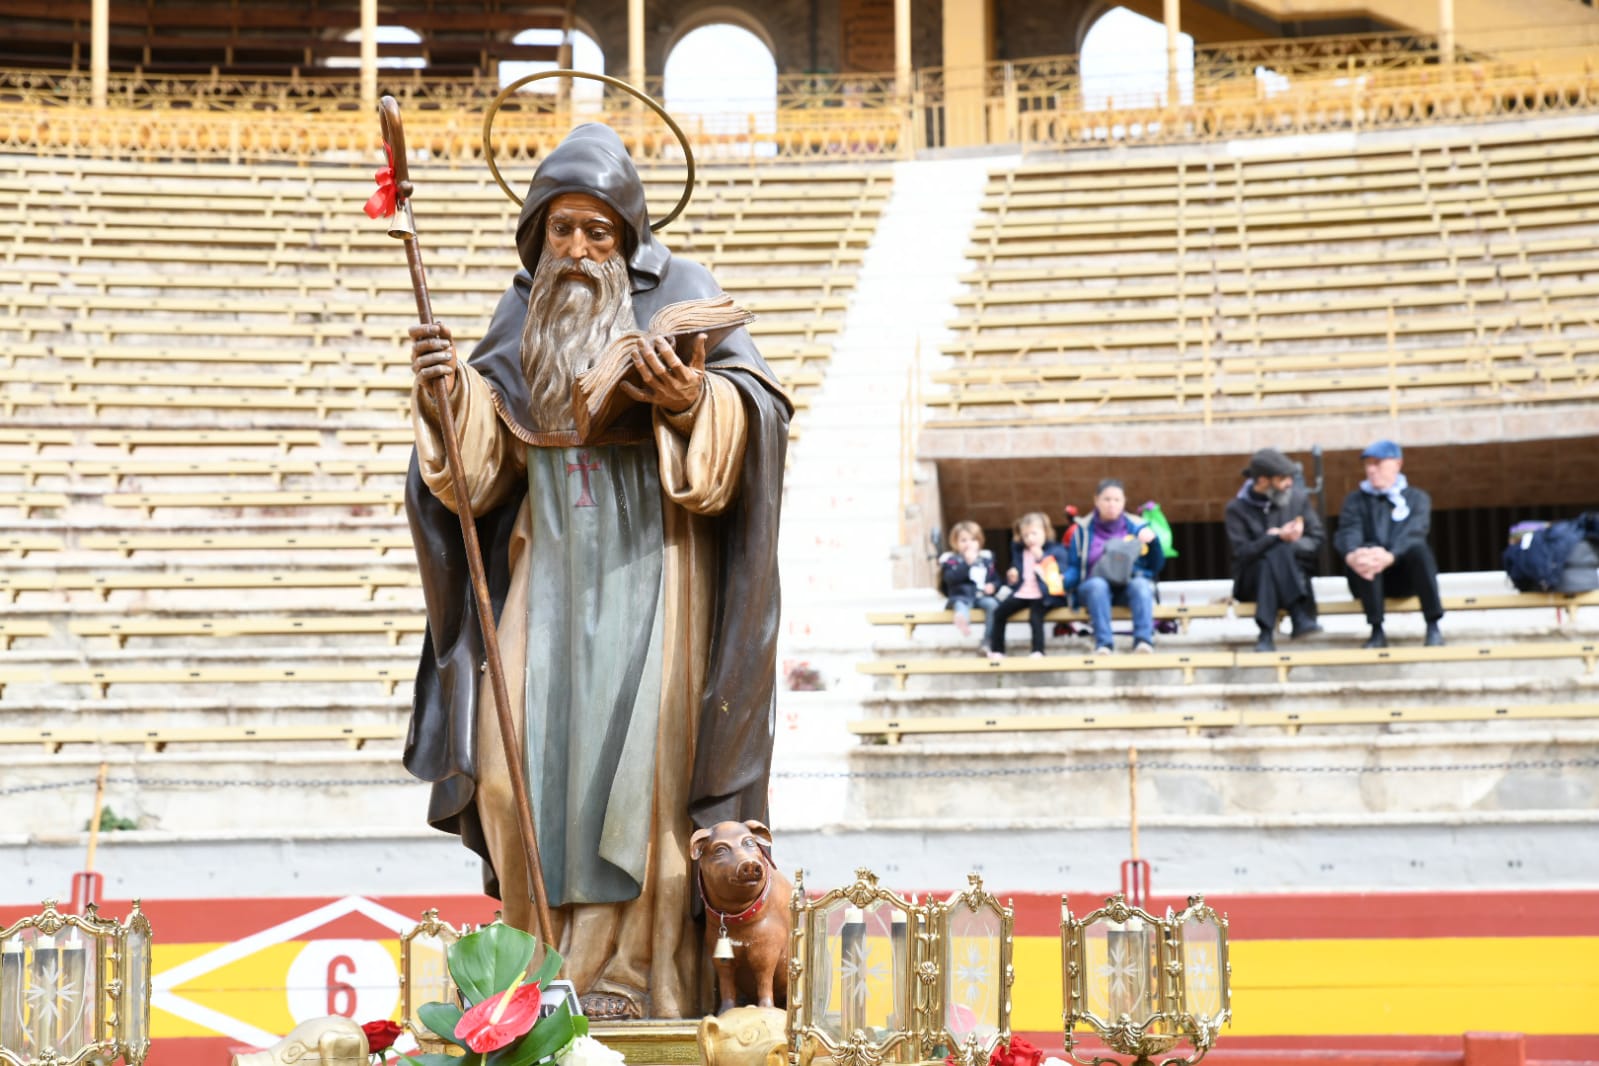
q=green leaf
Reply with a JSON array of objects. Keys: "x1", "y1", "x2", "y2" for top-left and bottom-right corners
[
  {"x1": 531, "y1": 944, "x2": 563, "y2": 991},
  {"x1": 449, "y1": 924, "x2": 538, "y2": 1006},
  {"x1": 415, "y1": 1001, "x2": 472, "y2": 1052},
  {"x1": 393, "y1": 1053, "x2": 481, "y2": 1066},
  {"x1": 485, "y1": 1001, "x2": 581, "y2": 1066}
]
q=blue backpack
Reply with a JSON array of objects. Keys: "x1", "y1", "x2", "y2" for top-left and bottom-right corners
[{"x1": 1503, "y1": 513, "x2": 1599, "y2": 593}]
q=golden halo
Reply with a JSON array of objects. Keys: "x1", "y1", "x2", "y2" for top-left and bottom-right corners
[{"x1": 481, "y1": 69, "x2": 695, "y2": 233}]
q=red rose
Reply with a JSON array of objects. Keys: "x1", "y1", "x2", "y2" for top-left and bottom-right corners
[
  {"x1": 362, "y1": 1019, "x2": 404, "y2": 1055},
  {"x1": 454, "y1": 983, "x2": 543, "y2": 1053},
  {"x1": 991, "y1": 1037, "x2": 1044, "y2": 1066}
]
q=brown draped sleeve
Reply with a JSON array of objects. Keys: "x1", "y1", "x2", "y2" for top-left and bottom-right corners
[
  {"x1": 411, "y1": 364, "x2": 527, "y2": 516},
  {"x1": 653, "y1": 371, "x2": 748, "y2": 516}
]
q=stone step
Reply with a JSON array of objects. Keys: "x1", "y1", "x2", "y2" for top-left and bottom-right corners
[{"x1": 838, "y1": 728, "x2": 1599, "y2": 827}]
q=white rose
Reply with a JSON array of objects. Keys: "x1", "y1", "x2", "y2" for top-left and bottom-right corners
[{"x1": 559, "y1": 1034, "x2": 627, "y2": 1066}]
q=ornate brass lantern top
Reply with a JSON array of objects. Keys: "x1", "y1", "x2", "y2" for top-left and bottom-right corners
[
  {"x1": 0, "y1": 899, "x2": 152, "y2": 1066},
  {"x1": 398, "y1": 909, "x2": 466, "y2": 1054},
  {"x1": 1060, "y1": 894, "x2": 1230, "y2": 1066}
]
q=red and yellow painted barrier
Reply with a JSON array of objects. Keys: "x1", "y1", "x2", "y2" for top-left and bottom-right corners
[{"x1": 3, "y1": 889, "x2": 1593, "y2": 1064}]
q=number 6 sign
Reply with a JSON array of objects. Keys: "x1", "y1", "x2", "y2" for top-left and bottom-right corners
[{"x1": 285, "y1": 940, "x2": 400, "y2": 1024}]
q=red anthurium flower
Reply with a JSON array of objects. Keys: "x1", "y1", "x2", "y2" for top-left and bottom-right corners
[
  {"x1": 455, "y1": 983, "x2": 543, "y2": 1053},
  {"x1": 362, "y1": 1019, "x2": 404, "y2": 1055},
  {"x1": 990, "y1": 1036, "x2": 1043, "y2": 1066}
]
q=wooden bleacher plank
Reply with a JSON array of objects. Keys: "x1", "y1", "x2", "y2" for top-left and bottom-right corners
[
  {"x1": 857, "y1": 651, "x2": 1233, "y2": 689},
  {"x1": 87, "y1": 429, "x2": 322, "y2": 452},
  {"x1": 80, "y1": 532, "x2": 414, "y2": 558},
  {"x1": 0, "y1": 723, "x2": 408, "y2": 753},
  {"x1": 48, "y1": 664, "x2": 414, "y2": 698},
  {"x1": 848, "y1": 703, "x2": 1599, "y2": 741},
  {"x1": 68, "y1": 615, "x2": 425, "y2": 646}
]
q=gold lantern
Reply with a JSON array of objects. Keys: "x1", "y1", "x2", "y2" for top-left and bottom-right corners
[
  {"x1": 1060, "y1": 894, "x2": 1230, "y2": 1066},
  {"x1": 0, "y1": 900, "x2": 152, "y2": 1066},
  {"x1": 787, "y1": 869, "x2": 920, "y2": 1066},
  {"x1": 398, "y1": 909, "x2": 465, "y2": 1056},
  {"x1": 923, "y1": 875, "x2": 1014, "y2": 1066}
]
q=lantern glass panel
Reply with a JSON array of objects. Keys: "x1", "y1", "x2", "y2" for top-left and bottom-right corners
[
  {"x1": 1080, "y1": 915, "x2": 1161, "y2": 1027},
  {"x1": 123, "y1": 922, "x2": 152, "y2": 1053},
  {"x1": 1, "y1": 928, "x2": 29, "y2": 1053},
  {"x1": 807, "y1": 897, "x2": 902, "y2": 1042},
  {"x1": 1179, "y1": 914, "x2": 1223, "y2": 1022},
  {"x1": 406, "y1": 930, "x2": 454, "y2": 1030},
  {"x1": 58, "y1": 927, "x2": 97, "y2": 1058},
  {"x1": 942, "y1": 904, "x2": 1002, "y2": 1046}
]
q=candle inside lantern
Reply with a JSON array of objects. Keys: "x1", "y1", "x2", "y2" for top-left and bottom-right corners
[
  {"x1": 58, "y1": 928, "x2": 92, "y2": 1057},
  {"x1": 1106, "y1": 917, "x2": 1151, "y2": 1021},
  {"x1": 28, "y1": 934, "x2": 59, "y2": 1055},
  {"x1": 841, "y1": 906, "x2": 866, "y2": 1036},
  {"x1": 889, "y1": 907, "x2": 907, "y2": 1029}
]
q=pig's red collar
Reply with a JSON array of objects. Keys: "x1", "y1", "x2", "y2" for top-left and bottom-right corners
[{"x1": 699, "y1": 856, "x2": 774, "y2": 926}]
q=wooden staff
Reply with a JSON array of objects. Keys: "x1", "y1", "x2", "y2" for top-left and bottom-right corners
[{"x1": 376, "y1": 97, "x2": 556, "y2": 947}]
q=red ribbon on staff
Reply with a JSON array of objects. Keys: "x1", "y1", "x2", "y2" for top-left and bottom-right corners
[{"x1": 364, "y1": 143, "x2": 399, "y2": 220}]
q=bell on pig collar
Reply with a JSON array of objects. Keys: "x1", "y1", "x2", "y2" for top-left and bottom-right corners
[{"x1": 713, "y1": 925, "x2": 735, "y2": 960}]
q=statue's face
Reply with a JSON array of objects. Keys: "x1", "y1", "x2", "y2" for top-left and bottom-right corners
[{"x1": 545, "y1": 192, "x2": 622, "y2": 266}]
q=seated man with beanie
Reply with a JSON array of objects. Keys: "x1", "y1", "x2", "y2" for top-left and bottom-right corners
[
  {"x1": 1332, "y1": 439, "x2": 1444, "y2": 648},
  {"x1": 1225, "y1": 447, "x2": 1325, "y2": 652}
]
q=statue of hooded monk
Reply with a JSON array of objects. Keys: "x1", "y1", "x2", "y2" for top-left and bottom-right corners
[{"x1": 401, "y1": 124, "x2": 792, "y2": 1020}]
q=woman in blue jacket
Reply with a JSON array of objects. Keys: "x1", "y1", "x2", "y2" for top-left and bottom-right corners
[{"x1": 1064, "y1": 479, "x2": 1166, "y2": 654}]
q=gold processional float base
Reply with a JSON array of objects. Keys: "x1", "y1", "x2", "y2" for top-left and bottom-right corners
[{"x1": 589, "y1": 1020, "x2": 704, "y2": 1066}]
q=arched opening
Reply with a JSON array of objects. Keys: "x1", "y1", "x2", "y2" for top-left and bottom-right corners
[
  {"x1": 499, "y1": 26, "x2": 606, "y2": 111},
  {"x1": 1079, "y1": 6, "x2": 1193, "y2": 109},
  {"x1": 324, "y1": 25, "x2": 426, "y2": 70},
  {"x1": 664, "y1": 21, "x2": 778, "y2": 157}
]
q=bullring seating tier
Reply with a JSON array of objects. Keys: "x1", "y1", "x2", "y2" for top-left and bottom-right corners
[
  {"x1": 0, "y1": 153, "x2": 886, "y2": 747},
  {"x1": 932, "y1": 123, "x2": 1599, "y2": 429}
]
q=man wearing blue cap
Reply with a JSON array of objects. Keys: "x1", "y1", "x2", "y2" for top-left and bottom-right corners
[{"x1": 1332, "y1": 440, "x2": 1444, "y2": 648}]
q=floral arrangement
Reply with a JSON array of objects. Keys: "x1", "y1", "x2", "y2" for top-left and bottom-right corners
[{"x1": 368, "y1": 922, "x2": 594, "y2": 1066}]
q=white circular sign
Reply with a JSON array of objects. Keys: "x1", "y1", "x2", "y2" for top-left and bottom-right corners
[{"x1": 285, "y1": 939, "x2": 400, "y2": 1024}]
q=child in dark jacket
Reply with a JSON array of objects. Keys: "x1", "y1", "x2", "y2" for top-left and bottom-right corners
[
  {"x1": 938, "y1": 520, "x2": 999, "y2": 645},
  {"x1": 989, "y1": 511, "x2": 1071, "y2": 659}
]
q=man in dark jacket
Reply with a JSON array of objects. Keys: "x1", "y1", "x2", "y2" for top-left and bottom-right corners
[
  {"x1": 1332, "y1": 439, "x2": 1443, "y2": 648},
  {"x1": 1225, "y1": 448, "x2": 1325, "y2": 651}
]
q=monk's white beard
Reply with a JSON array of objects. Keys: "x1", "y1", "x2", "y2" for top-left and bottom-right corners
[{"x1": 521, "y1": 250, "x2": 636, "y2": 431}]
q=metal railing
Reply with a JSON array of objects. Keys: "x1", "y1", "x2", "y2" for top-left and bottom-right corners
[{"x1": 3, "y1": 24, "x2": 1599, "y2": 161}]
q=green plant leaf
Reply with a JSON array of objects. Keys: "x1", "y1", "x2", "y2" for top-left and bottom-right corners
[
  {"x1": 531, "y1": 944, "x2": 563, "y2": 990},
  {"x1": 393, "y1": 1053, "x2": 481, "y2": 1066},
  {"x1": 416, "y1": 1001, "x2": 472, "y2": 1051},
  {"x1": 485, "y1": 1001, "x2": 580, "y2": 1066},
  {"x1": 449, "y1": 924, "x2": 538, "y2": 1006}
]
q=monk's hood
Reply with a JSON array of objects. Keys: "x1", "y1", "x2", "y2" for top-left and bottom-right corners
[{"x1": 514, "y1": 123, "x2": 669, "y2": 293}]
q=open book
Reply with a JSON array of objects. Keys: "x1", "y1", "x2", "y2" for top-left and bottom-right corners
[{"x1": 573, "y1": 294, "x2": 756, "y2": 441}]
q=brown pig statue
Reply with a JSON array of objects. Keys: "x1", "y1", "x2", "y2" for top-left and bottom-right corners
[{"x1": 691, "y1": 819, "x2": 792, "y2": 1014}]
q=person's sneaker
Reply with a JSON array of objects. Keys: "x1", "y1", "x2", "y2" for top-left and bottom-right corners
[
  {"x1": 988, "y1": 650, "x2": 1004, "y2": 662},
  {"x1": 1052, "y1": 622, "x2": 1070, "y2": 637},
  {"x1": 1093, "y1": 645, "x2": 1114, "y2": 656},
  {"x1": 1424, "y1": 622, "x2": 1445, "y2": 647},
  {"x1": 1133, "y1": 641, "x2": 1155, "y2": 654},
  {"x1": 1254, "y1": 632, "x2": 1276, "y2": 653},
  {"x1": 1363, "y1": 627, "x2": 1388, "y2": 649},
  {"x1": 1029, "y1": 650, "x2": 1044, "y2": 658}
]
